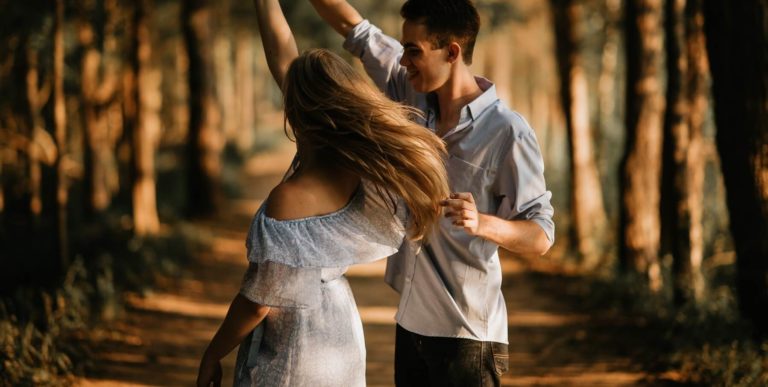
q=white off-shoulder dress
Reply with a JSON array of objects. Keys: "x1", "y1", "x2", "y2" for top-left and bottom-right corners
[{"x1": 233, "y1": 183, "x2": 405, "y2": 387}]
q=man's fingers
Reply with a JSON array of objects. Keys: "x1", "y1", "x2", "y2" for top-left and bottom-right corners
[
  {"x1": 450, "y1": 192, "x2": 475, "y2": 203},
  {"x1": 452, "y1": 219, "x2": 478, "y2": 228},
  {"x1": 445, "y1": 210, "x2": 474, "y2": 220},
  {"x1": 441, "y1": 199, "x2": 475, "y2": 210}
]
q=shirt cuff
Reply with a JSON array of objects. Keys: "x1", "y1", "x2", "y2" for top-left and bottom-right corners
[
  {"x1": 343, "y1": 19, "x2": 374, "y2": 58},
  {"x1": 530, "y1": 216, "x2": 555, "y2": 244}
]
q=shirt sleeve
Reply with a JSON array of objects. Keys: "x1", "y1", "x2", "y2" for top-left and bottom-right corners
[
  {"x1": 343, "y1": 19, "x2": 411, "y2": 103},
  {"x1": 494, "y1": 113, "x2": 555, "y2": 243}
]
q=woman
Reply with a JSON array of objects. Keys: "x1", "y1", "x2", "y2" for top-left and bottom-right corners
[{"x1": 195, "y1": 1, "x2": 449, "y2": 386}]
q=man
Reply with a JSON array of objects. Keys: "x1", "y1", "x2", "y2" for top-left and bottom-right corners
[{"x1": 309, "y1": 1, "x2": 555, "y2": 385}]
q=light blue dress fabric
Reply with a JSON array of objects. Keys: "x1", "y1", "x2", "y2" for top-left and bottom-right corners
[{"x1": 233, "y1": 182, "x2": 405, "y2": 387}]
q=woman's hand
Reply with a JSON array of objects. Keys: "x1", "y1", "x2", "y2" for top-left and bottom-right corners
[
  {"x1": 196, "y1": 355, "x2": 223, "y2": 387},
  {"x1": 195, "y1": 294, "x2": 270, "y2": 387}
]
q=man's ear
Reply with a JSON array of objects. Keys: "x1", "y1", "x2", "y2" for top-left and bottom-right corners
[{"x1": 447, "y1": 42, "x2": 462, "y2": 64}]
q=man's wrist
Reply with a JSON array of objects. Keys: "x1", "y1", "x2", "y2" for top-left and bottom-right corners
[{"x1": 476, "y1": 213, "x2": 495, "y2": 241}]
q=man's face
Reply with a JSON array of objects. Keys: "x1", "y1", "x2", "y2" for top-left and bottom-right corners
[{"x1": 400, "y1": 20, "x2": 452, "y2": 93}]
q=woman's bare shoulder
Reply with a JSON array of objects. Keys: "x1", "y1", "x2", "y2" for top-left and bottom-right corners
[{"x1": 264, "y1": 181, "x2": 319, "y2": 221}]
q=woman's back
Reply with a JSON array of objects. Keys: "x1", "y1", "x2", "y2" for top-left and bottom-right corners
[{"x1": 235, "y1": 177, "x2": 406, "y2": 387}]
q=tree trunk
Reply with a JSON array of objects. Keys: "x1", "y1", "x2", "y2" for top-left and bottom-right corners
[
  {"x1": 78, "y1": 0, "x2": 121, "y2": 215},
  {"x1": 620, "y1": 0, "x2": 665, "y2": 291},
  {"x1": 703, "y1": 0, "x2": 768, "y2": 337},
  {"x1": 658, "y1": 0, "x2": 682, "y2": 284},
  {"x1": 552, "y1": 0, "x2": 608, "y2": 269},
  {"x1": 662, "y1": 0, "x2": 708, "y2": 305},
  {"x1": 10, "y1": 31, "x2": 53, "y2": 226},
  {"x1": 661, "y1": 0, "x2": 689, "y2": 302},
  {"x1": 0, "y1": 160, "x2": 4, "y2": 214},
  {"x1": 597, "y1": 0, "x2": 622, "y2": 138},
  {"x1": 53, "y1": 0, "x2": 69, "y2": 268},
  {"x1": 26, "y1": 44, "x2": 43, "y2": 220},
  {"x1": 182, "y1": 0, "x2": 222, "y2": 217},
  {"x1": 481, "y1": 30, "x2": 513, "y2": 111},
  {"x1": 79, "y1": 4, "x2": 98, "y2": 217},
  {"x1": 171, "y1": 38, "x2": 189, "y2": 141},
  {"x1": 215, "y1": 34, "x2": 236, "y2": 143},
  {"x1": 683, "y1": 0, "x2": 707, "y2": 303},
  {"x1": 234, "y1": 28, "x2": 255, "y2": 154},
  {"x1": 128, "y1": 0, "x2": 161, "y2": 236}
]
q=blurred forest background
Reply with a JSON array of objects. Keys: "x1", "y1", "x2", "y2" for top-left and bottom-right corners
[{"x1": 0, "y1": 0, "x2": 766, "y2": 385}]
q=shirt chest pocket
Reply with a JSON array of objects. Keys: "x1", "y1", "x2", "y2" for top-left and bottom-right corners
[{"x1": 446, "y1": 155, "x2": 496, "y2": 214}]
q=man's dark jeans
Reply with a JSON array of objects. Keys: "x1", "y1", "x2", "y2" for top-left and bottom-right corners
[{"x1": 394, "y1": 324, "x2": 509, "y2": 387}]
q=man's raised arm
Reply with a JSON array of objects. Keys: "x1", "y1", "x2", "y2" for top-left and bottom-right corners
[
  {"x1": 309, "y1": 0, "x2": 364, "y2": 38},
  {"x1": 253, "y1": 0, "x2": 299, "y2": 90}
]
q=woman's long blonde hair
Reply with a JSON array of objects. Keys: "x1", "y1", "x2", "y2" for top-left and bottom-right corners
[{"x1": 283, "y1": 49, "x2": 449, "y2": 240}]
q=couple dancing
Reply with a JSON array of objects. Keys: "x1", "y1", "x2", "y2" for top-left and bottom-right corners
[{"x1": 197, "y1": 0, "x2": 554, "y2": 386}]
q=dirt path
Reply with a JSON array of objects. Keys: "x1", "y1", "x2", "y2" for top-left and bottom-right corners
[{"x1": 80, "y1": 142, "x2": 659, "y2": 386}]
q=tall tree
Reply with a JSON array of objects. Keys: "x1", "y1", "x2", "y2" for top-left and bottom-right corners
[
  {"x1": 53, "y1": 0, "x2": 69, "y2": 268},
  {"x1": 620, "y1": 0, "x2": 665, "y2": 291},
  {"x1": 552, "y1": 0, "x2": 609, "y2": 269},
  {"x1": 597, "y1": 0, "x2": 622, "y2": 137},
  {"x1": 234, "y1": 28, "x2": 255, "y2": 154},
  {"x1": 10, "y1": 30, "x2": 52, "y2": 225},
  {"x1": 704, "y1": 1, "x2": 768, "y2": 337},
  {"x1": 661, "y1": 0, "x2": 708, "y2": 305},
  {"x1": 682, "y1": 0, "x2": 708, "y2": 304},
  {"x1": 214, "y1": 0, "x2": 237, "y2": 145},
  {"x1": 0, "y1": 159, "x2": 4, "y2": 216},
  {"x1": 126, "y1": 0, "x2": 161, "y2": 235},
  {"x1": 18, "y1": 35, "x2": 54, "y2": 225},
  {"x1": 25, "y1": 46, "x2": 45, "y2": 220},
  {"x1": 182, "y1": 0, "x2": 222, "y2": 217},
  {"x1": 78, "y1": 0, "x2": 121, "y2": 215}
]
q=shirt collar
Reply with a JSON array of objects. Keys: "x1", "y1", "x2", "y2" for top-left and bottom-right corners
[
  {"x1": 425, "y1": 76, "x2": 498, "y2": 138},
  {"x1": 467, "y1": 77, "x2": 497, "y2": 121}
]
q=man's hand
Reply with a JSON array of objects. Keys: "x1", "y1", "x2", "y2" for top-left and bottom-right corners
[{"x1": 441, "y1": 192, "x2": 481, "y2": 236}]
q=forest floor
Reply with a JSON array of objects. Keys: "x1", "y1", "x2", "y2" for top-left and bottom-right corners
[{"x1": 78, "y1": 140, "x2": 682, "y2": 387}]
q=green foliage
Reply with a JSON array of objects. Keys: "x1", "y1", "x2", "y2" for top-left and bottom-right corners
[
  {"x1": 674, "y1": 341, "x2": 768, "y2": 386},
  {"x1": 0, "y1": 220, "x2": 202, "y2": 386},
  {"x1": 576, "y1": 272, "x2": 768, "y2": 385},
  {"x1": 0, "y1": 262, "x2": 89, "y2": 387},
  {"x1": 662, "y1": 291, "x2": 768, "y2": 385}
]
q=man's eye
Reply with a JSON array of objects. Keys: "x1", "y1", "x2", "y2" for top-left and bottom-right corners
[{"x1": 406, "y1": 49, "x2": 420, "y2": 56}]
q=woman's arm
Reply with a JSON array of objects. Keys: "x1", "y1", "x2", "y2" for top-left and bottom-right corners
[
  {"x1": 253, "y1": 0, "x2": 299, "y2": 90},
  {"x1": 197, "y1": 293, "x2": 270, "y2": 387}
]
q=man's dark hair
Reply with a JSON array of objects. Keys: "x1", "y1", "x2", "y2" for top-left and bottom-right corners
[{"x1": 400, "y1": 0, "x2": 481, "y2": 64}]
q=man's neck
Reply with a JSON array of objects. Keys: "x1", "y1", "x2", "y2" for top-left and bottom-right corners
[{"x1": 434, "y1": 66, "x2": 482, "y2": 136}]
